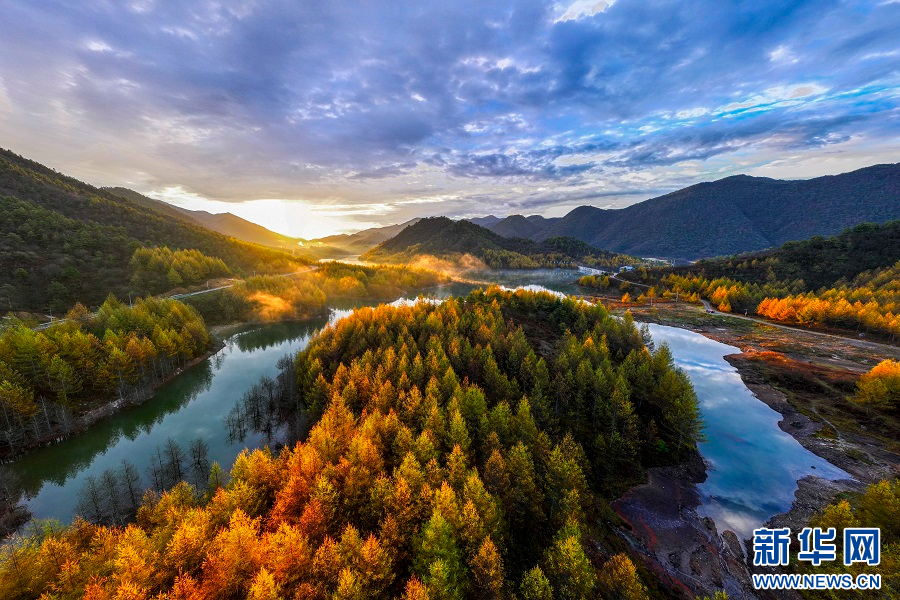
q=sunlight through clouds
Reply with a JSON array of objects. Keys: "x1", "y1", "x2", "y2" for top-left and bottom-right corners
[{"x1": 0, "y1": 0, "x2": 896, "y2": 235}]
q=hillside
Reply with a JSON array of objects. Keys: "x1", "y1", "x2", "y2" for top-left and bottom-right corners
[
  {"x1": 106, "y1": 187, "x2": 303, "y2": 250},
  {"x1": 468, "y1": 215, "x2": 502, "y2": 228},
  {"x1": 614, "y1": 221, "x2": 900, "y2": 337},
  {"x1": 361, "y1": 216, "x2": 634, "y2": 269},
  {"x1": 489, "y1": 214, "x2": 558, "y2": 239},
  {"x1": 303, "y1": 218, "x2": 422, "y2": 257},
  {"x1": 485, "y1": 164, "x2": 900, "y2": 260},
  {"x1": 658, "y1": 220, "x2": 900, "y2": 290},
  {"x1": 0, "y1": 149, "x2": 308, "y2": 312}
]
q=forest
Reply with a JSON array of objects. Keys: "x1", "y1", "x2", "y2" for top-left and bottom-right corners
[
  {"x1": 183, "y1": 262, "x2": 449, "y2": 324},
  {"x1": 0, "y1": 149, "x2": 309, "y2": 312},
  {"x1": 130, "y1": 247, "x2": 232, "y2": 295},
  {"x1": 0, "y1": 296, "x2": 211, "y2": 458},
  {"x1": 606, "y1": 222, "x2": 900, "y2": 338},
  {"x1": 0, "y1": 288, "x2": 702, "y2": 599}
]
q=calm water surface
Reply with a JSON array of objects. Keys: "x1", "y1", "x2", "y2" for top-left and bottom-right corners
[
  {"x1": 10, "y1": 269, "x2": 849, "y2": 538},
  {"x1": 645, "y1": 323, "x2": 848, "y2": 538}
]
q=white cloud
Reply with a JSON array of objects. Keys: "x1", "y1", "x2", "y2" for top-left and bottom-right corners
[
  {"x1": 675, "y1": 107, "x2": 710, "y2": 119},
  {"x1": 718, "y1": 83, "x2": 828, "y2": 116},
  {"x1": 0, "y1": 76, "x2": 12, "y2": 114},
  {"x1": 554, "y1": 0, "x2": 616, "y2": 22},
  {"x1": 768, "y1": 45, "x2": 798, "y2": 64},
  {"x1": 85, "y1": 39, "x2": 113, "y2": 53}
]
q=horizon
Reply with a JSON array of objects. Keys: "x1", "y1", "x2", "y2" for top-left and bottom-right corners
[
  {"x1": 1, "y1": 1, "x2": 898, "y2": 237},
  {"x1": 230, "y1": 159, "x2": 897, "y2": 238}
]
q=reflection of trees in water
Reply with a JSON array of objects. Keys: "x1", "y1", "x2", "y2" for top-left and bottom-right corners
[
  {"x1": 226, "y1": 354, "x2": 309, "y2": 448},
  {"x1": 0, "y1": 465, "x2": 30, "y2": 537},
  {"x1": 13, "y1": 360, "x2": 214, "y2": 496},
  {"x1": 229, "y1": 319, "x2": 326, "y2": 353},
  {"x1": 75, "y1": 436, "x2": 214, "y2": 526}
]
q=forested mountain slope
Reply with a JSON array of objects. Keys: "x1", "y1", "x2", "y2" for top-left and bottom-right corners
[
  {"x1": 0, "y1": 149, "x2": 308, "y2": 311},
  {"x1": 304, "y1": 218, "x2": 422, "y2": 257},
  {"x1": 486, "y1": 164, "x2": 900, "y2": 260},
  {"x1": 617, "y1": 221, "x2": 900, "y2": 337},
  {"x1": 106, "y1": 187, "x2": 303, "y2": 250}
]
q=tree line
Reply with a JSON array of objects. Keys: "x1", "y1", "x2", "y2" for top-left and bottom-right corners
[
  {"x1": 75, "y1": 436, "x2": 222, "y2": 527},
  {"x1": 184, "y1": 262, "x2": 448, "y2": 325},
  {"x1": 0, "y1": 296, "x2": 211, "y2": 457},
  {"x1": 0, "y1": 288, "x2": 702, "y2": 599},
  {"x1": 130, "y1": 247, "x2": 231, "y2": 295}
]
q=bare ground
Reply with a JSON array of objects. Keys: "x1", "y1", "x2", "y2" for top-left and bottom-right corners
[{"x1": 610, "y1": 302, "x2": 900, "y2": 599}]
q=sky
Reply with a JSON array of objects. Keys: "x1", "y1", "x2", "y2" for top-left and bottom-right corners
[{"x1": 0, "y1": 0, "x2": 898, "y2": 238}]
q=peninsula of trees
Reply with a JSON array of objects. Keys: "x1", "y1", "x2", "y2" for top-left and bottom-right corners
[{"x1": 0, "y1": 288, "x2": 702, "y2": 599}]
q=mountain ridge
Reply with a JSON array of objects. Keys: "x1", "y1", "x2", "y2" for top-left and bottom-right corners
[
  {"x1": 361, "y1": 216, "x2": 635, "y2": 269},
  {"x1": 105, "y1": 187, "x2": 303, "y2": 250},
  {"x1": 0, "y1": 148, "x2": 308, "y2": 311},
  {"x1": 484, "y1": 163, "x2": 900, "y2": 259}
]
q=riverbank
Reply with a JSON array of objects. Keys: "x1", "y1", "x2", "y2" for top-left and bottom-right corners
[
  {"x1": 609, "y1": 301, "x2": 899, "y2": 598},
  {"x1": 0, "y1": 339, "x2": 226, "y2": 464},
  {"x1": 612, "y1": 449, "x2": 763, "y2": 598}
]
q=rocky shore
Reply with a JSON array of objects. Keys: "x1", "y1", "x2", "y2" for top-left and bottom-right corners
[{"x1": 611, "y1": 314, "x2": 899, "y2": 599}]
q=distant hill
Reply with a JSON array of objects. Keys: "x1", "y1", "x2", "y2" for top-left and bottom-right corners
[
  {"x1": 621, "y1": 220, "x2": 900, "y2": 337},
  {"x1": 361, "y1": 216, "x2": 634, "y2": 269},
  {"x1": 0, "y1": 148, "x2": 308, "y2": 312},
  {"x1": 106, "y1": 187, "x2": 303, "y2": 250},
  {"x1": 483, "y1": 164, "x2": 900, "y2": 260},
  {"x1": 490, "y1": 214, "x2": 557, "y2": 239},
  {"x1": 468, "y1": 215, "x2": 502, "y2": 228},
  {"x1": 304, "y1": 219, "x2": 422, "y2": 257}
]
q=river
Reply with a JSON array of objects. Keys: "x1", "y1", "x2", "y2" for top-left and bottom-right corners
[{"x1": 8, "y1": 269, "x2": 848, "y2": 539}]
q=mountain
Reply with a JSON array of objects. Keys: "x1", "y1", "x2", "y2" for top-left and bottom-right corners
[
  {"x1": 485, "y1": 164, "x2": 900, "y2": 260},
  {"x1": 304, "y1": 218, "x2": 422, "y2": 257},
  {"x1": 488, "y1": 214, "x2": 561, "y2": 238},
  {"x1": 106, "y1": 187, "x2": 302, "y2": 250},
  {"x1": 361, "y1": 216, "x2": 634, "y2": 269},
  {"x1": 468, "y1": 215, "x2": 502, "y2": 228},
  {"x1": 0, "y1": 148, "x2": 308, "y2": 312},
  {"x1": 624, "y1": 220, "x2": 900, "y2": 337}
]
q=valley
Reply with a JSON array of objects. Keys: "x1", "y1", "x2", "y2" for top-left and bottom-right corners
[{"x1": 0, "y1": 151, "x2": 898, "y2": 599}]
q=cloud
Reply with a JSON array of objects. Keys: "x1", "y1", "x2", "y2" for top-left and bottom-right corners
[{"x1": 0, "y1": 0, "x2": 897, "y2": 235}]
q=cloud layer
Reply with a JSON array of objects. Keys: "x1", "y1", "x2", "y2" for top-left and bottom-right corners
[{"x1": 0, "y1": 0, "x2": 897, "y2": 234}]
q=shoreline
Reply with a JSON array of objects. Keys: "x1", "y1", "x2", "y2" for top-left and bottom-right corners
[
  {"x1": 612, "y1": 448, "x2": 759, "y2": 599},
  {"x1": 609, "y1": 309, "x2": 899, "y2": 599},
  {"x1": 0, "y1": 339, "x2": 226, "y2": 464}
]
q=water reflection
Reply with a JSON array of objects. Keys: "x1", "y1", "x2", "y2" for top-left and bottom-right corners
[
  {"x1": 13, "y1": 362, "x2": 214, "y2": 496},
  {"x1": 645, "y1": 323, "x2": 849, "y2": 539},
  {"x1": 9, "y1": 269, "x2": 838, "y2": 538},
  {"x1": 10, "y1": 321, "x2": 320, "y2": 522}
]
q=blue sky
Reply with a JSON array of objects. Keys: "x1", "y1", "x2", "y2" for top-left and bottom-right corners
[{"x1": 0, "y1": 0, "x2": 897, "y2": 237}]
